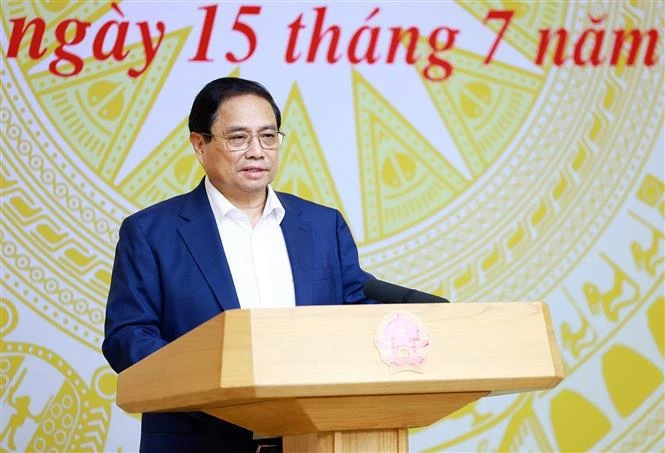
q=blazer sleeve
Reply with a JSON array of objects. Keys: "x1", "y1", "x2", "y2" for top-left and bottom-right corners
[
  {"x1": 335, "y1": 210, "x2": 376, "y2": 304},
  {"x1": 102, "y1": 217, "x2": 168, "y2": 373}
]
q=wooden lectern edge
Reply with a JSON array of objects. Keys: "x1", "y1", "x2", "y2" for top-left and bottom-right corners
[
  {"x1": 202, "y1": 391, "x2": 492, "y2": 438},
  {"x1": 487, "y1": 376, "x2": 564, "y2": 396},
  {"x1": 117, "y1": 388, "x2": 251, "y2": 414},
  {"x1": 540, "y1": 302, "x2": 566, "y2": 379},
  {"x1": 247, "y1": 375, "x2": 563, "y2": 398},
  {"x1": 119, "y1": 373, "x2": 562, "y2": 414},
  {"x1": 116, "y1": 301, "x2": 565, "y2": 419},
  {"x1": 115, "y1": 314, "x2": 229, "y2": 413}
]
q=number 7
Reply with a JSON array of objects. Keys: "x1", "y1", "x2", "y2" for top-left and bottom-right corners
[{"x1": 483, "y1": 10, "x2": 514, "y2": 64}]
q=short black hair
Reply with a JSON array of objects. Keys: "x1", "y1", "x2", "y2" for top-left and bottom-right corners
[{"x1": 188, "y1": 77, "x2": 281, "y2": 142}]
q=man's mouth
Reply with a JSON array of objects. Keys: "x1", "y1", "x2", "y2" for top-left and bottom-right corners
[{"x1": 241, "y1": 167, "x2": 267, "y2": 175}]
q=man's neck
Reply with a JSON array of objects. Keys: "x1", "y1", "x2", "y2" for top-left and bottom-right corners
[
  {"x1": 239, "y1": 201, "x2": 265, "y2": 227},
  {"x1": 217, "y1": 186, "x2": 268, "y2": 227}
]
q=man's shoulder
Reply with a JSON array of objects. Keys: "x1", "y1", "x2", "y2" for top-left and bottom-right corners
[
  {"x1": 276, "y1": 191, "x2": 338, "y2": 216},
  {"x1": 124, "y1": 186, "x2": 199, "y2": 227}
]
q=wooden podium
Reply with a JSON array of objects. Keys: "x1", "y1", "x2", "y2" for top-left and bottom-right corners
[{"x1": 116, "y1": 302, "x2": 564, "y2": 452}]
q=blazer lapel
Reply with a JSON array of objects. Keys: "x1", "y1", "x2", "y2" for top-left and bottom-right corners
[
  {"x1": 278, "y1": 193, "x2": 314, "y2": 306},
  {"x1": 178, "y1": 181, "x2": 240, "y2": 312}
]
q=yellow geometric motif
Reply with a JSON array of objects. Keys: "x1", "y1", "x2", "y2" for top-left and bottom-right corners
[
  {"x1": 629, "y1": 211, "x2": 664, "y2": 277},
  {"x1": 637, "y1": 173, "x2": 665, "y2": 217},
  {"x1": 584, "y1": 253, "x2": 640, "y2": 323},
  {"x1": 646, "y1": 297, "x2": 664, "y2": 356},
  {"x1": 119, "y1": 117, "x2": 204, "y2": 208},
  {"x1": 0, "y1": 169, "x2": 108, "y2": 349},
  {"x1": 414, "y1": 45, "x2": 543, "y2": 176},
  {"x1": 497, "y1": 395, "x2": 553, "y2": 451},
  {"x1": 352, "y1": 70, "x2": 468, "y2": 241},
  {"x1": 550, "y1": 389, "x2": 611, "y2": 451},
  {"x1": 274, "y1": 82, "x2": 346, "y2": 218},
  {"x1": 401, "y1": 2, "x2": 663, "y2": 451},
  {"x1": 119, "y1": 68, "x2": 241, "y2": 208},
  {"x1": 1, "y1": 0, "x2": 663, "y2": 451},
  {"x1": 0, "y1": 300, "x2": 115, "y2": 452},
  {"x1": 602, "y1": 344, "x2": 663, "y2": 417},
  {"x1": 28, "y1": 27, "x2": 190, "y2": 183},
  {"x1": 560, "y1": 316, "x2": 597, "y2": 360}
]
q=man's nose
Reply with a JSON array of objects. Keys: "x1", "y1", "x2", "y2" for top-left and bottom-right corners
[{"x1": 244, "y1": 135, "x2": 264, "y2": 157}]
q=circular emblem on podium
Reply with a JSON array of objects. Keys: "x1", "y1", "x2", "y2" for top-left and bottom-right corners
[{"x1": 375, "y1": 311, "x2": 430, "y2": 373}]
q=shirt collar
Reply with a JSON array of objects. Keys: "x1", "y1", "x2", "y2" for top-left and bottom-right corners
[
  {"x1": 264, "y1": 184, "x2": 286, "y2": 223},
  {"x1": 204, "y1": 176, "x2": 285, "y2": 223}
]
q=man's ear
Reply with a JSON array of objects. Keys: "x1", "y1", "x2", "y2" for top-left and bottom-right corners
[{"x1": 189, "y1": 132, "x2": 205, "y2": 155}]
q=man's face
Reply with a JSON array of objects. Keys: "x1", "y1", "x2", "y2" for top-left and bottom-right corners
[{"x1": 191, "y1": 94, "x2": 280, "y2": 203}]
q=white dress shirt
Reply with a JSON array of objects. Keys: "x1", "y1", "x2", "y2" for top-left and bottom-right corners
[{"x1": 204, "y1": 177, "x2": 296, "y2": 309}]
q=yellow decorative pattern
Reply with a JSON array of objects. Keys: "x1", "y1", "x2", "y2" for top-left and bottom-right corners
[
  {"x1": 416, "y1": 46, "x2": 543, "y2": 176},
  {"x1": 353, "y1": 70, "x2": 468, "y2": 241},
  {"x1": 602, "y1": 344, "x2": 663, "y2": 417},
  {"x1": 28, "y1": 27, "x2": 190, "y2": 182},
  {"x1": 550, "y1": 389, "x2": 611, "y2": 451},
  {"x1": 119, "y1": 117, "x2": 204, "y2": 207},
  {"x1": 0, "y1": 0, "x2": 663, "y2": 451},
  {"x1": 497, "y1": 395, "x2": 553, "y2": 451},
  {"x1": 646, "y1": 297, "x2": 664, "y2": 356},
  {"x1": 119, "y1": 68, "x2": 241, "y2": 207},
  {"x1": 274, "y1": 83, "x2": 345, "y2": 217},
  {"x1": 0, "y1": 300, "x2": 115, "y2": 452}
]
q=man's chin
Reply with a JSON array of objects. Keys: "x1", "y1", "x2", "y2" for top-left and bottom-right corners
[{"x1": 238, "y1": 180, "x2": 270, "y2": 193}]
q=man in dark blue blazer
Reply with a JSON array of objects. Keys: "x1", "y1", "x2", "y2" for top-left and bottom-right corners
[{"x1": 102, "y1": 77, "x2": 374, "y2": 452}]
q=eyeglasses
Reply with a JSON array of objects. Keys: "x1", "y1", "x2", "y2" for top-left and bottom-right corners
[{"x1": 199, "y1": 130, "x2": 285, "y2": 152}]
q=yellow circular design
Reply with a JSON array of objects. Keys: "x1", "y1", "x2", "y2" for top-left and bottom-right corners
[{"x1": 0, "y1": 298, "x2": 19, "y2": 336}]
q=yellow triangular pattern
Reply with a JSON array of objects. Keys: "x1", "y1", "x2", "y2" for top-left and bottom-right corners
[
  {"x1": 456, "y1": 0, "x2": 569, "y2": 66},
  {"x1": 353, "y1": 70, "x2": 468, "y2": 241},
  {"x1": 274, "y1": 83, "x2": 345, "y2": 217},
  {"x1": 1, "y1": 1, "x2": 111, "y2": 72},
  {"x1": 416, "y1": 45, "x2": 543, "y2": 176},
  {"x1": 119, "y1": 118, "x2": 204, "y2": 208},
  {"x1": 602, "y1": 344, "x2": 663, "y2": 417},
  {"x1": 550, "y1": 389, "x2": 611, "y2": 451},
  {"x1": 119, "y1": 68, "x2": 241, "y2": 207},
  {"x1": 28, "y1": 27, "x2": 190, "y2": 183}
]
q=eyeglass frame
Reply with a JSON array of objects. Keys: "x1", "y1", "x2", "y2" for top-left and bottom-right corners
[{"x1": 197, "y1": 129, "x2": 286, "y2": 152}]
